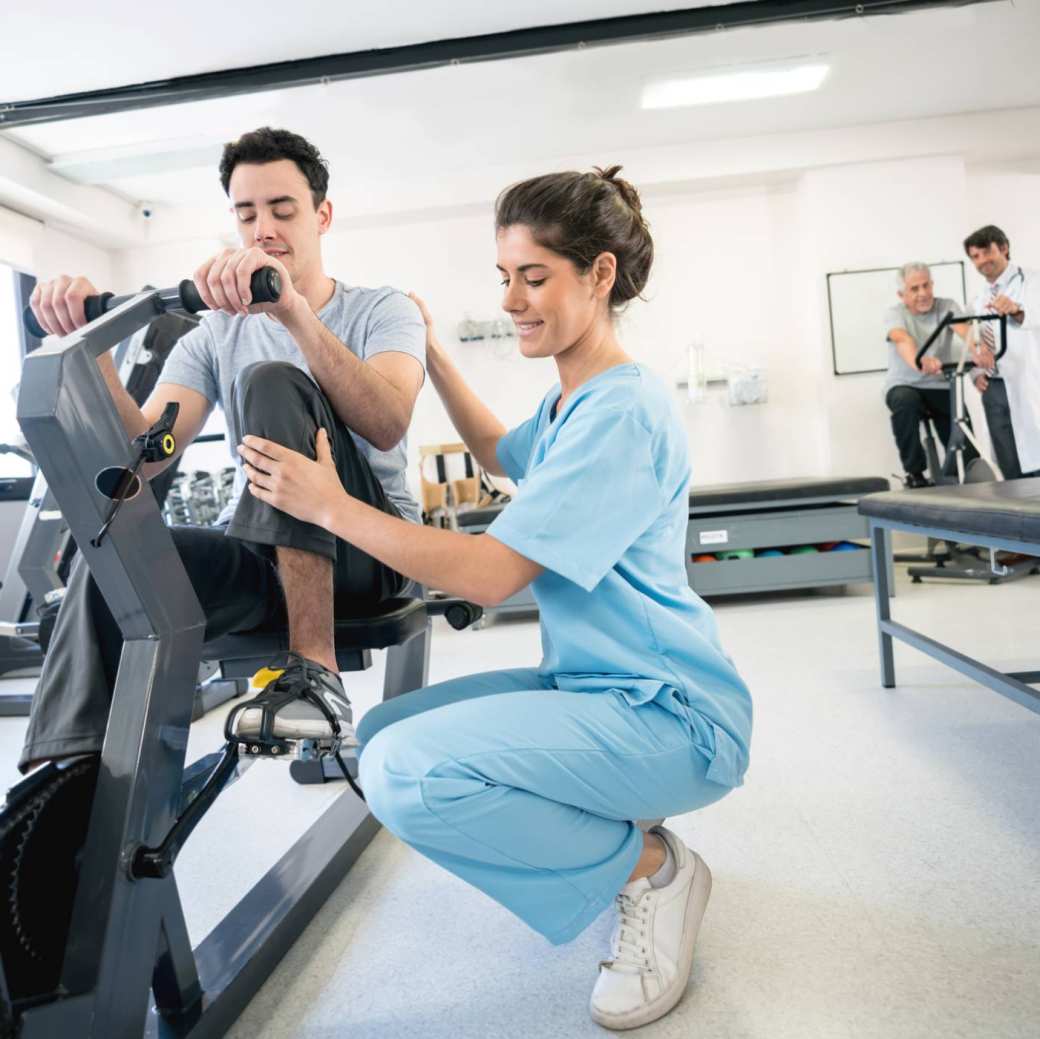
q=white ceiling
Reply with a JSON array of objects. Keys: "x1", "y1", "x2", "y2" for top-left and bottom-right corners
[
  {"x1": 0, "y1": 0, "x2": 726, "y2": 103},
  {"x1": 2, "y1": 1, "x2": 1037, "y2": 237}
]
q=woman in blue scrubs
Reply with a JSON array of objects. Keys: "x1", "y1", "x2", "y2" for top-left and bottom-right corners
[{"x1": 237, "y1": 166, "x2": 752, "y2": 1031}]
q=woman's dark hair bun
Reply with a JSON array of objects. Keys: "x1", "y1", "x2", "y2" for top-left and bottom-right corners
[{"x1": 594, "y1": 165, "x2": 645, "y2": 219}]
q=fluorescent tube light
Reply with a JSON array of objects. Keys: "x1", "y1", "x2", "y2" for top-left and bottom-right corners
[{"x1": 642, "y1": 63, "x2": 830, "y2": 110}]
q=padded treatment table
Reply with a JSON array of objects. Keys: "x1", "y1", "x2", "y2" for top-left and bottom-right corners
[
  {"x1": 859, "y1": 479, "x2": 1040, "y2": 715},
  {"x1": 687, "y1": 476, "x2": 891, "y2": 596}
]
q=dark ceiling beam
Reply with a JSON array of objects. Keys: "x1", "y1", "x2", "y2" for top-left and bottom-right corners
[{"x1": 1, "y1": 0, "x2": 982, "y2": 129}]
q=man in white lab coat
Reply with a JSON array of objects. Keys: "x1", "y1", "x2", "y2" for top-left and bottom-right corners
[{"x1": 964, "y1": 225, "x2": 1040, "y2": 479}]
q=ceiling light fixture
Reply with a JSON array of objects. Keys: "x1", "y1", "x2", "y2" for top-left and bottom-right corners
[{"x1": 642, "y1": 63, "x2": 830, "y2": 110}]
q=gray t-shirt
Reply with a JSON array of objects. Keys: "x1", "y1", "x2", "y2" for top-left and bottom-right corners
[
  {"x1": 883, "y1": 297, "x2": 964, "y2": 396},
  {"x1": 158, "y1": 281, "x2": 426, "y2": 524}
]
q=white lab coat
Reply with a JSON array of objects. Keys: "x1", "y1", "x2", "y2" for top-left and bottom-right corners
[{"x1": 973, "y1": 266, "x2": 1040, "y2": 473}]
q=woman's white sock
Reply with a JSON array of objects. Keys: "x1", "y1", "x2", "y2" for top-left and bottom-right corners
[{"x1": 648, "y1": 834, "x2": 677, "y2": 889}]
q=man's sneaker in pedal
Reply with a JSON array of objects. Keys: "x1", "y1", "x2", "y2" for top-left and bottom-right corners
[
  {"x1": 230, "y1": 654, "x2": 357, "y2": 745},
  {"x1": 590, "y1": 827, "x2": 712, "y2": 1031}
]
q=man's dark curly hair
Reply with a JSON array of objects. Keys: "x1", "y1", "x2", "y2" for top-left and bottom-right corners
[{"x1": 219, "y1": 127, "x2": 330, "y2": 208}]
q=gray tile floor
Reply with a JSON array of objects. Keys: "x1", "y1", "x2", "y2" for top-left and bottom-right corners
[{"x1": 0, "y1": 569, "x2": 1037, "y2": 1038}]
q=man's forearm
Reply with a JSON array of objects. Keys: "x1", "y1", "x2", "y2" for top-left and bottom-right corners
[
  {"x1": 426, "y1": 346, "x2": 507, "y2": 475},
  {"x1": 97, "y1": 351, "x2": 149, "y2": 440},
  {"x1": 96, "y1": 354, "x2": 179, "y2": 480},
  {"x1": 281, "y1": 303, "x2": 410, "y2": 451},
  {"x1": 893, "y1": 336, "x2": 920, "y2": 371}
]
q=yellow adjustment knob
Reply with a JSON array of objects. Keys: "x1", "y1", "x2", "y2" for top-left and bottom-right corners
[
  {"x1": 162, "y1": 433, "x2": 176, "y2": 456},
  {"x1": 249, "y1": 666, "x2": 285, "y2": 694}
]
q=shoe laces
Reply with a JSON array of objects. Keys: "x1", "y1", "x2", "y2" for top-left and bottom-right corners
[
  {"x1": 283, "y1": 652, "x2": 331, "y2": 683},
  {"x1": 604, "y1": 890, "x2": 652, "y2": 973},
  {"x1": 258, "y1": 657, "x2": 347, "y2": 734},
  {"x1": 279, "y1": 655, "x2": 346, "y2": 698}
]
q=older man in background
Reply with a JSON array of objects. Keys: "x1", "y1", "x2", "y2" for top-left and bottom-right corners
[{"x1": 883, "y1": 262, "x2": 973, "y2": 488}]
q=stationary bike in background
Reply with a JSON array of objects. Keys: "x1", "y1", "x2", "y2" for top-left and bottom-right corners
[{"x1": 907, "y1": 310, "x2": 1038, "y2": 584}]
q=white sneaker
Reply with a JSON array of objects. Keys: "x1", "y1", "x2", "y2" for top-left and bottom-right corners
[{"x1": 590, "y1": 827, "x2": 712, "y2": 1031}]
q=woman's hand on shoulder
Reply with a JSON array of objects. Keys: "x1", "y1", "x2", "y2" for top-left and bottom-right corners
[{"x1": 409, "y1": 292, "x2": 444, "y2": 363}]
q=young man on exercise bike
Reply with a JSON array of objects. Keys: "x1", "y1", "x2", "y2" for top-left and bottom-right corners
[{"x1": 0, "y1": 128, "x2": 426, "y2": 1000}]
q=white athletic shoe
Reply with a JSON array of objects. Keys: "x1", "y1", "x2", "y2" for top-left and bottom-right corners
[{"x1": 590, "y1": 827, "x2": 712, "y2": 1031}]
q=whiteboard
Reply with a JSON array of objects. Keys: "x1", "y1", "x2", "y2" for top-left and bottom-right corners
[{"x1": 827, "y1": 262, "x2": 967, "y2": 375}]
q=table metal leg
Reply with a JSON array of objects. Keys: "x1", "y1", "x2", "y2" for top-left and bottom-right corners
[{"x1": 870, "y1": 522, "x2": 895, "y2": 688}]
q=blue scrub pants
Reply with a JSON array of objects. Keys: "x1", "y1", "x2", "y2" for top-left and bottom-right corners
[{"x1": 356, "y1": 668, "x2": 731, "y2": 946}]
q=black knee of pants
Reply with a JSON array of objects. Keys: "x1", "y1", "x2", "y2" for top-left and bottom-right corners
[
  {"x1": 885, "y1": 385, "x2": 929, "y2": 474},
  {"x1": 227, "y1": 361, "x2": 340, "y2": 558},
  {"x1": 227, "y1": 361, "x2": 405, "y2": 611}
]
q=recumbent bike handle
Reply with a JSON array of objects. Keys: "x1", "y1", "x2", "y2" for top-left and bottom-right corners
[{"x1": 23, "y1": 267, "x2": 282, "y2": 340}]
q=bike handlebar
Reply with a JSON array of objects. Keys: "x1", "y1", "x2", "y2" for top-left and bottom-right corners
[
  {"x1": 914, "y1": 310, "x2": 1007, "y2": 370},
  {"x1": 23, "y1": 268, "x2": 282, "y2": 340}
]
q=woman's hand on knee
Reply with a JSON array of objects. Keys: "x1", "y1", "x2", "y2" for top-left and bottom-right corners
[{"x1": 238, "y1": 429, "x2": 348, "y2": 528}]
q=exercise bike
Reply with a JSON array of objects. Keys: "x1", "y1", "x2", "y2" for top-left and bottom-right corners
[
  {"x1": 907, "y1": 310, "x2": 1038, "y2": 584},
  {"x1": 0, "y1": 311, "x2": 213, "y2": 717},
  {"x1": 1, "y1": 271, "x2": 480, "y2": 1037}
]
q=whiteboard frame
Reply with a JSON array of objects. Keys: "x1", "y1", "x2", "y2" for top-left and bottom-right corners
[{"x1": 826, "y1": 261, "x2": 968, "y2": 376}]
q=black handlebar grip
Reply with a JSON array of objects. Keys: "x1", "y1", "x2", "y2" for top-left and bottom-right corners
[
  {"x1": 251, "y1": 266, "x2": 282, "y2": 304},
  {"x1": 177, "y1": 280, "x2": 203, "y2": 314},
  {"x1": 23, "y1": 291, "x2": 114, "y2": 339},
  {"x1": 22, "y1": 306, "x2": 46, "y2": 340},
  {"x1": 23, "y1": 268, "x2": 283, "y2": 338},
  {"x1": 178, "y1": 267, "x2": 282, "y2": 314},
  {"x1": 83, "y1": 292, "x2": 115, "y2": 323}
]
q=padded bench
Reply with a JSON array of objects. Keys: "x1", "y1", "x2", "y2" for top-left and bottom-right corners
[
  {"x1": 859, "y1": 478, "x2": 1040, "y2": 715},
  {"x1": 687, "y1": 476, "x2": 891, "y2": 596},
  {"x1": 454, "y1": 478, "x2": 892, "y2": 606}
]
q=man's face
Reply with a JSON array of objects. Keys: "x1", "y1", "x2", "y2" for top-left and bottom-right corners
[
  {"x1": 228, "y1": 159, "x2": 331, "y2": 283},
  {"x1": 967, "y1": 242, "x2": 1009, "y2": 282},
  {"x1": 898, "y1": 270, "x2": 935, "y2": 314}
]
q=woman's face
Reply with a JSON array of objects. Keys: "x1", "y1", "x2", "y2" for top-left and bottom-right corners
[{"x1": 496, "y1": 224, "x2": 612, "y2": 359}]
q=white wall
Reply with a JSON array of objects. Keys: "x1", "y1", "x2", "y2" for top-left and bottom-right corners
[
  {"x1": 103, "y1": 147, "x2": 1040, "y2": 497},
  {"x1": 109, "y1": 188, "x2": 818, "y2": 492},
  {"x1": 798, "y1": 156, "x2": 972, "y2": 480},
  {"x1": 0, "y1": 205, "x2": 113, "y2": 286},
  {"x1": 0, "y1": 207, "x2": 114, "y2": 472},
  {"x1": 965, "y1": 170, "x2": 1040, "y2": 277}
]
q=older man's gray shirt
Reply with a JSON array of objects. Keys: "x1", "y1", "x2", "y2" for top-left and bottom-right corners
[
  {"x1": 883, "y1": 297, "x2": 964, "y2": 396},
  {"x1": 158, "y1": 281, "x2": 426, "y2": 524}
]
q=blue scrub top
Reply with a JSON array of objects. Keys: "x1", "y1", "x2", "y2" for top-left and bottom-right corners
[{"x1": 488, "y1": 363, "x2": 752, "y2": 788}]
